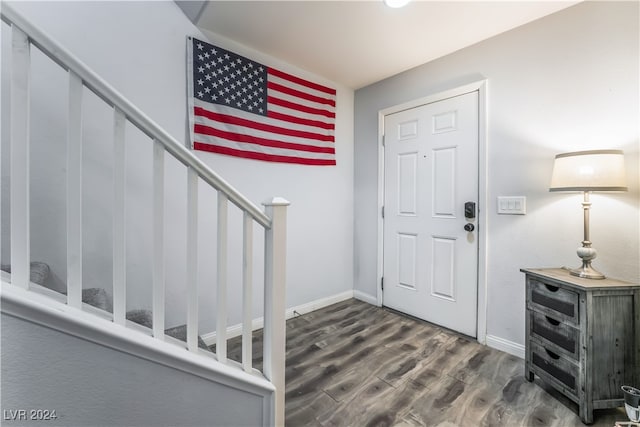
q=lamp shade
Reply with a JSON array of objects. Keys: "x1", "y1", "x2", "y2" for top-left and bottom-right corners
[
  {"x1": 383, "y1": 0, "x2": 411, "y2": 7},
  {"x1": 549, "y1": 150, "x2": 627, "y2": 192}
]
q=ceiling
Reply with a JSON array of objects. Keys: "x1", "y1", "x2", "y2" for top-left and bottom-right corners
[{"x1": 195, "y1": 1, "x2": 579, "y2": 90}]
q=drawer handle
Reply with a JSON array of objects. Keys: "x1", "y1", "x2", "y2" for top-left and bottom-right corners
[
  {"x1": 544, "y1": 284, "x2": 559, "y2": 293},
  {"x1": 545, "y1": 348, "x2": 560, "y2": 360},
  {"x1": 545, "y1": 316, "x2": 560, "y2": 326}
]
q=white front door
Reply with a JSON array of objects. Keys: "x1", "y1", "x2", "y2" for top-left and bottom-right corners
[{"x1": 383, "y1": 91, "x2": 479, "y2": 337}]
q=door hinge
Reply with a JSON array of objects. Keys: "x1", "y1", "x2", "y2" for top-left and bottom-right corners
[
  {"x1": 381, "y1": 277, "x2": 384, "y2": 291},
  {"x1": 382, "y1": 134, "x2": 385, "y2": 147},
  {"x1": 381, "y1": 205, "x2": 385, "y2": 218}
]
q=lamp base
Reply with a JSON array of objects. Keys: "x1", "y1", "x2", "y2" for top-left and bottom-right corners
[
  {"x1": 571, "y1": 244, "x2": 606, "y2": 279},
  {"x1": 570, "y1": 264, "x2": 605, "y2": 280}
]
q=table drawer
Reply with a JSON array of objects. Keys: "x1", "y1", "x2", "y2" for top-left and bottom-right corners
[
  {"x1": 530, "y1": 311, "x2": 579, "y2": 360},
  {"x1": 530, "y1": 341, "x2": 579, "y2": 398},
  {"x1": 529, "y1": 279, "x2": 579, "y2": 324}
]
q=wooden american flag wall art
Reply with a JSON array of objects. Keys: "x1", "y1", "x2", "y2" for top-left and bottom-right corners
[{"x1": 187, "y1": 37, "x2": 337, "y2": 166}]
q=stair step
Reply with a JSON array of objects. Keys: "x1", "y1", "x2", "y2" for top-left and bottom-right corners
[
  {"x1": 126, "y1": 309, "x2": 209, "y2": 351},
  {"x1": 3, "y1": 262, "x2": 210, "y2": 351}
]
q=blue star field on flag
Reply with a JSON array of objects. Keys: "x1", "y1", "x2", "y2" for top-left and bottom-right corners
[{"x1": 193, "y1": 41, "x2": 268, "y2": 116}]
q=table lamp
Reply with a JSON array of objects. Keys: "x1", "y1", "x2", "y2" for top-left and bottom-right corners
[{"x1": 549, "y1": 149, "x2": 627, "y2": 279}]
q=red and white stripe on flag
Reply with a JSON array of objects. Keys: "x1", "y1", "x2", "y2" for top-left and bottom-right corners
[{"x1": 188, "y1": 37, "x2": 337, "y2": 166}]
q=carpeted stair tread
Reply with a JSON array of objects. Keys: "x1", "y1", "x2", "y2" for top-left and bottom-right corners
[
  {"x1": 3, "y1": 261, "x2": 209, "y2": 351},
  {"x1": 126, "y1": 309, "x2": 209, "y2": 351},
  {"x1": 82, "y1": 288, "x2": 113, "y2": 312},
  {"x1": 126, "y1": 309, "x2": 153, "y2": 328},
  {"x1": 1, "y1": 261, "x2": 50, "y2": 286},
  {"x1": 1, "y1": 262, "x2": 113, "y2": 312},
  {"x1": 164, "y1": 325, "x2": 210, "y2": 351}
]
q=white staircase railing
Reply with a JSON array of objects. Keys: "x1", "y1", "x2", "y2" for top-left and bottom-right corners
[{"x1": 1, "y1": 4, "x2": 287, "y2": 425}]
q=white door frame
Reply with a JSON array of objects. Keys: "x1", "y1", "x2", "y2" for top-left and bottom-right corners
[{"x1": 376, "y1": 80, "x2": 488, "y2": 344}]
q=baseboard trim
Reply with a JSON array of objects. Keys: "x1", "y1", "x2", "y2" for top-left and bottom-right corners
[
  {"x1": 201, "y1": 290, "x2": 355, "y2": 346},
  {"x1": 353, "y1": 290, "x2": 378, "y2": 306},
  {"x1": 485, "y1": 334, "x2": 525, "y2": 359}
]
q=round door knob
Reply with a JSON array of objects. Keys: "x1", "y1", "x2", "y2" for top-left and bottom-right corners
[{"x1": 464, "y1": 223, "x2": 475, "y2": 232}]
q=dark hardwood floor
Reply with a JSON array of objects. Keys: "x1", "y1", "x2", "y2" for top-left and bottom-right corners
[{"x1": 221, "y1": 298, "x2": 627, "y2": 426}]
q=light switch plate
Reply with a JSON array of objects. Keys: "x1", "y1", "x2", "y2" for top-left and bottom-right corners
[{"x1": 497, "y1": 196, "x2": 526, "y2": 215}]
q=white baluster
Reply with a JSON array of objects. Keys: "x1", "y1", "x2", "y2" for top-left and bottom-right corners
[
  {"x1": 262, "y1": 197, "x2": 289, "y2": 427},
  {"x1": 10, "y1": 25, "x2": 30, "y2": 290},
  {"x1": 242, "y1": 211, "x2": 253, "y2": 373},
  {"x1": 112, "y1": 108, "x2": 126, "y2": 325},
  {"x1": 67, "y1": 71, "x2": 83, "y2": 308},
  {"x1": 216, "y1": 193, "x2": 229, "y2": 363},
  {"x1": 186, "y1": 167, "x2": 198, "y2": 351},
  {"x1": 152, "y1": 140, "x2": 165, "y2": 339}
]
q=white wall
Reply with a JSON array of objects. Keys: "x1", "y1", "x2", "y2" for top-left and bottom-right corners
[
  {"x1": 354, "y1": 1, "x2": 639, "y2": 348},
  {"x1": 2, "y1": 313, "x2": 267, "y2": 427},
  {"x1": 1, "y1": 1, "x2": 354, "y2": 333}
]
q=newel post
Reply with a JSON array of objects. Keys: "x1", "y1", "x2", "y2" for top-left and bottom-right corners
[{"x1": 262, "y1": 197, "x2": 289, "y2": 427}]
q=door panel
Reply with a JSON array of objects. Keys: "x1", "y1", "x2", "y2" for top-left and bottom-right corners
[
  {"x1": 383, "y1": 91, "x2": 478, "y2": 337},
  {"x1": 397, "y1": 233, "x2": 417, "y2": 290},
  {"x1": 432, "y1": 236, "x2": 456, "y2": 301},
  {"x1": 432, "y1": 147, "x2": 456, "y2": 216},
  {"x1": 398, "y1": 153, "x2": 418, "y2": 215}
]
